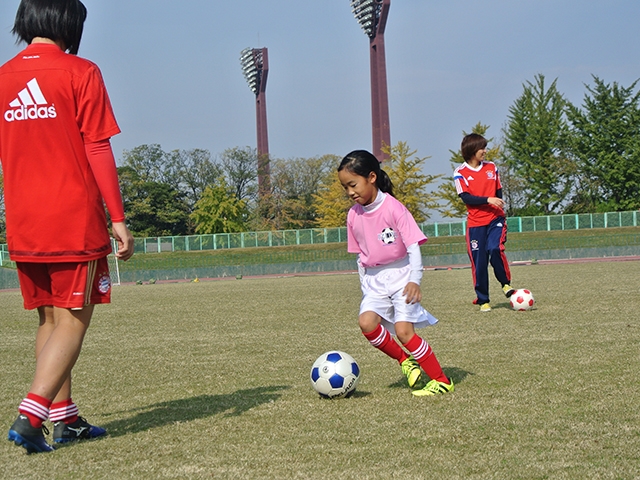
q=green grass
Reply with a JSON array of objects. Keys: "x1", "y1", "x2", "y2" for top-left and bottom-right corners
[
  {"x1": 118, "y1": 226, "x2": 640, "y2": 272},
  {"x1": 1, "y1": 261, "x2": 639, "y2": 478}
]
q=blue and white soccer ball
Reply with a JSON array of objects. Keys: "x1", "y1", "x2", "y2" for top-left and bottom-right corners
[{"x1": 310, "y1": 351, "x2": 360, "y2": 399}]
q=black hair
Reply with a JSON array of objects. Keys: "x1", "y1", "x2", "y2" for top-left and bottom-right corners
[
  {"x1": 338, "y1": 149, "x2": 394, "y2": 197},
  {"x1": 461, "y1": 133, "x2": 488, "y2": 162},
  {"x1": 12, "y1": 0, "x2": 87, "y2": 55}
]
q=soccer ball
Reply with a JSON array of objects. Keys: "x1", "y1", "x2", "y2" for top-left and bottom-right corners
[
  {"x1": 310, "y1": 351, "x2": 360, "y2": 399},
  {"x1": 379, "y1": 227, "x2": 396, "y2": 244},
  {"x1": 510, "y1": 289, "x2": 535, "y2": 311}
]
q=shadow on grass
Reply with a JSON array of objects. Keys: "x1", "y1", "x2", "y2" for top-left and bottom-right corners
[
  {"x1": 309, "y1": 389, "x2": 372, "y2": 400},
  {"x1": 494, "y1": 301, "x2": 513, "y2": 310},
  {"x1": 388, "y1": 366, "x2": 473, "y2": 389},
  {"x1": 101, "y1": 385, "x2": 289, "y2": 437}
]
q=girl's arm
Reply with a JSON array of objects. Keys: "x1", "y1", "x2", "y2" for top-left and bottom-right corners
[
  {"x1": 459, "y1": 189, "x2": 504, "y2": 208},
  {"x1": 459, "y1": 188, "x2": 503, "y2": 205},
  {"x1": 407, "y1": 242, "x2": 423, "y2": 285},
  {"x1": 404, "y1": 243, "x2": 423, "y2": 304},
  {"x1": 85, "y1": 139, "x2": 134, "y2": 260},
  {"x1": 357, "y1": 255, "x2": 365, "y2": 284},
  {"x1": 85, "y1": 139, "x2": 125, "y2": 222}
]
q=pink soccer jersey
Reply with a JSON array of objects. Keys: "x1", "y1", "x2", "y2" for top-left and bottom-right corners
[{"x1": 346, "y1": 194, "x2": 427, "y2": 268}]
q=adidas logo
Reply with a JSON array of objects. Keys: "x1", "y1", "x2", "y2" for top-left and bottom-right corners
[{"x1": 4, "y1": 78, "x2": 57, "y2": 122}]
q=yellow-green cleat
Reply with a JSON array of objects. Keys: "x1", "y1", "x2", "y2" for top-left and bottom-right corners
[
  {"x1": 401, "y1": 356, "x2": 423, "y2": 388},
  {"x1": 502, "y1": 284, "x2": 516, "y2": 298},
  {"x1": 411, "y1": 378, "x2": 454, "y2": 397},
  {"x1": 480, "y1": 303, "x2": 491, "y2": 312}
]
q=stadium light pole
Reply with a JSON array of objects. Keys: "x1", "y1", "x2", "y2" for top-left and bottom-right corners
[
  {"x1": 350, "y1": 0, "x2": 391, "y2": 161},
  {"x1": 240, "y1": 47, "x2": 270, "y2": 195}
]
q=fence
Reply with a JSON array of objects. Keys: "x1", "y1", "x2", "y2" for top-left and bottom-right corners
[
  {"x1": 128, "y1": 210, "x2": 639, "y2": 254},
  {"x1": 1, "y1": 211, "x2": 639, "y2": 261},
  {"x1": 1, "y1": 211, "x2": 639, "y2": 289}
]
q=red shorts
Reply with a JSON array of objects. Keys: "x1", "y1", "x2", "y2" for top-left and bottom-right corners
[{"x1": 16, "y1": 257, "x2": 112, "y2": 310}]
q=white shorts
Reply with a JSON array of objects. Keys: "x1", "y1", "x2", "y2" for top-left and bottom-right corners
[{"x1": 359, "y1": 261, "x2": 438, "y2": 335}]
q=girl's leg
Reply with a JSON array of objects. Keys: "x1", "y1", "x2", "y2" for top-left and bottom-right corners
[
  {"x1": 29, "y1": 305, "x2": 93, "y2": 402},
  {"x1": 15, "y1": 305, "x2": 91, "y2": 431},
  {"x1": 359, "y1": 311, "x2": 408, "y2": 364},
  {"x1": 467, "y1": 225, "x2": 490, "y2": 305},
  {"x1": 361, "y1": 313, "x2": 423, "y2": 387},
  {"x1": 35, "y1": 306, "x2": 73, "y2": 403},
  {"x1": 396, "y1": 322, "x2": 449, "y2": 384},
  {"x1": 38, "y1": 307, "x2": 107, "y2": 443},
  {"x1": 487, "y1": 218, "x2": 512, "y2": 287}
]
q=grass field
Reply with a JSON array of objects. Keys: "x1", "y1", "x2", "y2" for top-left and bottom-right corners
[{"x1": 1, "y1": 260, "x2": 639, "y2": 479}]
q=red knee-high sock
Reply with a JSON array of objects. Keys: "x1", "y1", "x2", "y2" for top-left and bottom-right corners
[
  {"x1": 49, "y1": 398, "x2": 79, "y2": 425},
  {"x1": 403, "y1": 334, "x2": 449, "y2": 383},
  {"x1": 363, "y1": 324, "x2": 409, "y2": 364},
  {"x1": 19, "y1": 393, "x2": 51, "y2": 428}
]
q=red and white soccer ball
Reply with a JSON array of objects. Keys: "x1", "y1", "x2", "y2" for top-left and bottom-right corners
[{"x1": 510, "y1": 289, "x2": 535, "y2": 311}]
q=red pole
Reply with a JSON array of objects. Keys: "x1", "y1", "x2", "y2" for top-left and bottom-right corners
[{"x1": 369, "y1": 0, "x2": 390, "y2": 161}]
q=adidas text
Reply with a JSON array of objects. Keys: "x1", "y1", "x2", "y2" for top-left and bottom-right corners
[{"x1": 4, "y1": 104, "x2": 57, "y2": 122}]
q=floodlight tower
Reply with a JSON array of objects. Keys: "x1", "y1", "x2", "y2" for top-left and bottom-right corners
[
  {"x1": 240, "y1": 47, "x2": 270, "y2": 194},
  {"x1": 350, "y1": 0, "x2": 391, "y2": 161}
]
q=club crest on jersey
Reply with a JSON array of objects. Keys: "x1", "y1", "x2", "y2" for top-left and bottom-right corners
[
  {"x1": 379, "y1": 227, "x2": 396, "y2": 245},
  {"x1": 97, "y1": 273, "x2": 112, "y2": 294},
  {"x1": 4, "y1": 78, "x2": 57, "y2": 122},
  {"x1": 470, "y1": 239, "x2": 479, "y2": 251},
  {"x1": 486, "y1": 170, "x2": 495, "y2": 180}
]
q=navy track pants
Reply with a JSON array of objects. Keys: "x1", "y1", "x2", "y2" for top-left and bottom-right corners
[{"x1": 466, "y1": 217, "x2": 511, "y2": 304}]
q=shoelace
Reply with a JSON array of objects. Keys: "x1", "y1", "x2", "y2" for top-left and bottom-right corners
[
  {"x1": 401, "y1": 359, "x2": 420, "y2": 376},
  {"x1": 425, "y1": 380, "x2": 449, "y2": 393}
]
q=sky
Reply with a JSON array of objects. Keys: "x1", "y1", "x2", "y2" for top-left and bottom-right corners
[{"x1": 1, "y1": 0, "x2": 640, "y2": 182}]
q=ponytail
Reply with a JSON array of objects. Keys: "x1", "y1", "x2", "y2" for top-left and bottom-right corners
[{"x1": 376, "y1": 168, "x2": 394, "y2": 197}]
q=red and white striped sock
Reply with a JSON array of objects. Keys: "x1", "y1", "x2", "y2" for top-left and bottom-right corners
[
  {"x1": 363, "y1": 324, "x2": 409, "y2": 364},
  {"x1": 403, "y1": 334, "x2": 449, "y2": 383},
  {"x1": 49, "y1": 398, "x2": 79, "y2": 424},
  {"x1": 18, "y1": 393, "x2": 51, "y2": 428}
]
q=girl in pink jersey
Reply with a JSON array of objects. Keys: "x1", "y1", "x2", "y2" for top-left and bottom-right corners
[
  {"x1": 338, "y1": 150, "x2": 453, "y2": 396},
  {"x1": 2, "y1": 0, "x2": 133, "y2": 454}
]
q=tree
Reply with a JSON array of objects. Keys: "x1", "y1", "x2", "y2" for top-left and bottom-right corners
[
  {"x1": 313, "y1": 159, "x2": 352, "y2": 228},
  {"x1": 117, "y1": 166, "x2": 191, "y2": 237},
  {"x1": 565, "y1": 76, "x2": 640, "y2": 212},
  {"x1": 248, "y1": 158, "x2": 307, "y2": 231},
  {"x1": 502, "y1": 74, "x2": 573, "y2": 215},
  {"x1": 248, "y1": 155, "x2": 339, "y2": 231},
  {"x1": 383, "y1": 142, "x2": 442, "y2": 223},
  {"x1": 219, "y1": 146, "x2": 258, "y2": 202},
  {"x1": 120, "y1": 144, "x2": 167, "y2": 183},
  {"x1": 164, "y1": 148, "x2": 222, "y2": 209},
  {"x1": 281, "y1": 155, "x2": 339, "y2": 227},
  {"x1": 190, "y1": 179, "x2": 249, "y2": 234}
]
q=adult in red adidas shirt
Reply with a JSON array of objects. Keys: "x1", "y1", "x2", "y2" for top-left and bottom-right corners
[
  {"x1": 1, "y1": 0, "x2": 133, "y2": 454},
  {"x1": 453, "y1": 133, "x2": 515, "y2": 312}
]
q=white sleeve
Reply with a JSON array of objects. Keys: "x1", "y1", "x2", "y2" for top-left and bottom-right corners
[
  {"x1": 407, "y1": 242, "x2": 424, "y2": 285},
  {"x1": 357, "y1": 254, "x2": 365, "y2": 283}
]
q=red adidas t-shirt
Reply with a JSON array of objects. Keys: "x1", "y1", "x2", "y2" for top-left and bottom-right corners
[
  {"x1": 0, "y1": 43, "x2": 120, "y2": 262},
  {"x1": 453, "y1": 161, "x2": 504, "y2": 227}
]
